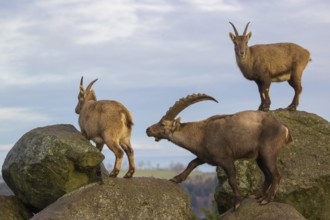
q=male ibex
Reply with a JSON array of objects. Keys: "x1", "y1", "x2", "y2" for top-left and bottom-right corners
[
  {"x1": 229, "y1": 22, "x2": 310, "y2": 111},
  {"x1": 146, "y1": 93, "x2": 292, "y2": 209},
  {"x1": 75, "y1": 77, "x2": 135, "y2": 178}
]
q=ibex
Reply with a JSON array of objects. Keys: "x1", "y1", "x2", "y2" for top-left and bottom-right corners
[
  {"x1": 75, "y1": 77, "x2": 135, "y2": 178},
  {"x1": 229, "y1": 22, "x2": 310, "y2": 111},
  {"x1": 146, "y1": 93, "x2": 292, "y2": 209}
]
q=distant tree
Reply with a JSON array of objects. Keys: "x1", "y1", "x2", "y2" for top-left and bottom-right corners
[
  {"x1": 138, "y1": 161, "x2": 145, "y2": 169},
  {"x1": 169, "y1": 162, "x2": 185, "y2": 172}
]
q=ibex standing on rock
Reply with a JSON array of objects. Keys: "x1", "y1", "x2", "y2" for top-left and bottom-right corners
[
  {"x1": 146, "y1": 94, "x2": 292, "y2": 209},
  {"x1": 229, "y1": 22, "x2": 310, "y2": 111},
  {"x1": 75, "y1": 77, "x2": 135, "y2": 178}
]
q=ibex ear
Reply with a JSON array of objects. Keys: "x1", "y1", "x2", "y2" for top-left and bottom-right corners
[
  {"x1": 246, "y1": 32, "x2": 252, "y2": 41},
  {"x1": 172, "y1": 117, "x2": 182, "y2": 131},
  {"x1": 229, "y1": 32, "x2": 236, "y2": 42}
]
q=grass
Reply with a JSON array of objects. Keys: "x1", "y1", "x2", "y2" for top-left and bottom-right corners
[{"x1": 118, "y1": 169, "x2": 215, "y2": 179}]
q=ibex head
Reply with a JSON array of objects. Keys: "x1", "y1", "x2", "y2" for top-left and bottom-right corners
[
  {"x1": 146, "y1": 94, "x2": 218, "y2": 142},
  {"x1": 229, "y1": 22, "x2": 252, "y2": 58},
  {"x1": 75, "y1": 77, "x2": 98, "y2": 114}
]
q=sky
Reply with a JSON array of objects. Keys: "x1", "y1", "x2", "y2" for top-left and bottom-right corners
[{"x1": 1, "y1": 0, "x2": 329, "y2": 173}]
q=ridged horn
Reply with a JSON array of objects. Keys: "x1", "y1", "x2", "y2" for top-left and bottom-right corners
[
  {"x1": 243, "y1": 22, "x2": 250, "y2": 36},
  {"x1": 229, "y1": 22, "x2": 239, "y2": 36},
  {"x1": 162, "y1": 93, "x2": 218, "y2": 120},
  {"x1": 86, "y1": 79, "x2": 98, "y2": 93}
]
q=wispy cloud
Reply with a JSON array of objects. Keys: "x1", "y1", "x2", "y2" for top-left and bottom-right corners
[
  {"x1": 35, "y1": 0, "x2": 174, "y2": 44},
  {"x1": 187, "y1": 0, "x2": 242, "y2": 11},
  {"x1": 0, "y1": 107, "x2": 50, "y2": 123},
  {"x1": 0, "y1": 144, "x2": 12, "y2": 151}
]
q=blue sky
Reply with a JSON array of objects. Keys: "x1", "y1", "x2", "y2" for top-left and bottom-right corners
[{"x1": 1, "y1": 0, "x2": 329, "y2": 172}]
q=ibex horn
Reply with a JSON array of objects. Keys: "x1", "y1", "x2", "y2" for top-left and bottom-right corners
[
  {"x1": 243, "y1": 22, "x2": 250, "y2": 36},
  {"x1": 229, "y1": 22, "x2": 239, "y2": 36},
  {"x1": 79, "y1": 76, "x2": 84, "y2": 95},
  {"x1": 162, "y1": 93, "x2": 218, "y2": 120},
  {"x1": 86, "y1": 79, "x2": 98, "y2": 93}
]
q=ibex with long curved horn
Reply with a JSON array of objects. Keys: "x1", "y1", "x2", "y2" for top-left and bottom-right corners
[
  {"x1": 229, "y1": 22, "x2": 311, "y2": 111},
  {"x1": 75, "y1": 77, "x2": 135, "y2": 178},
  {"x1": 146, "y1": 93, "x2": 292, "y2": 210}
]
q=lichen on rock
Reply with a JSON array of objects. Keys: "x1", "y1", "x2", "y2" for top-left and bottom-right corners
[{"x1": 1, "y1": 124, "x2": 104, "y2": 212}]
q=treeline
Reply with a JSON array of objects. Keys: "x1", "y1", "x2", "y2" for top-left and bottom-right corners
[{"x1": 180, "y1": 171, "x2": 219, "y2": 218}]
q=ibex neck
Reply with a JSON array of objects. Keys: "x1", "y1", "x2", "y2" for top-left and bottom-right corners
[
  {"x1": 235, "y1": 49, "x2": 255, "y2": 80},
  {"x1": 169, "y1": 121, "x2": 205, "y2": 155}
]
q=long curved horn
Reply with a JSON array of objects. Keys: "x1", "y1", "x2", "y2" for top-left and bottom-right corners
[
  {"x1": 229, "y1": 22, "x2": 239, "y2": 36},
  {"x1": 243, "y1": 22, "x2": 250, "y2": 36},
  {"x1": 86, "y1": 79, "x2": 98, "y2": 92},
  {"x1": 162, "y1": 93, "x2": 218, "y2": 120}
]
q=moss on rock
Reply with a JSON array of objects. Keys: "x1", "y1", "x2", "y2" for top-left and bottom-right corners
[{"x1": 1, "y1": 124, "x2": 104, "y2": 212}]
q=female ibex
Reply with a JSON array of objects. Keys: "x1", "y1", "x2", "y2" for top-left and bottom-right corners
[
  {"x1": 146, "y1": 93, "x2": 292, "y2": 209},
  {"x1": 75, "y1": 77, "x2": 135, "y2": 178},
  {"x1": 229, "y1": 22, "x2": 310, "y2": 111}
]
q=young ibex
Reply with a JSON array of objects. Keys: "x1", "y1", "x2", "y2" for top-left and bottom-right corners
[
  {"x1": 229, "y1": 22, "x2": 310, "y2": 111},
  {"x1": 146, "y1": 93, "x2": 292, "y2": 209},
  {"x1": 75, "y1": 77, "x2": 135, "y2": 178}
]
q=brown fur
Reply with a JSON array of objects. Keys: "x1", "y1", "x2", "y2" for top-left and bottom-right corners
[
  {"x1": 229, "y1": 22, "x2": 310, "y2": 111},
  {"x1": 75, "y1": 77, "x2": 135, "y2": 178},
  {"x1": 146, "y1": 94, "x2": 292, "y2": 210}
]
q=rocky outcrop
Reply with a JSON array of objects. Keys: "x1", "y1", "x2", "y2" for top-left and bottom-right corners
[
  {"x1": 0, "y1": 196, "x2": 32, "y2": 220},
  {"x1": 215, "y1": 110, "x2": 330, "y2": 220},
  {"x1": 31, "y1": 177, "x2": 193, "y2": 220},
  {"x1": 1, "y1": 124, "x2": 104, "y2": 212},
  {"x1": 219, "y1": 198, "x2": 306, "y2": 220}
]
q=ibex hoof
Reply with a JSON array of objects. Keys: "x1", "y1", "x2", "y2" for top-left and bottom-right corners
[
  {"x1": 169, "y1": 177, "x2": 180, "y2": 183},
  {"x1": 109, "y1": 171, "x2": 119, "y2": 178},
  {"x1": 233, "y1": 197, "x2": 242, "y2": 210},
  {"x1": 123, "y1": 170, "x2": 135, "y2": 178},
  {"x1": 260, "y1": 199, "x2": 270, "y2": 205},
  {"x1": 258, "y1": 106, "x2": 270, "y2": 112},
  {"x1": 234, "y1": 203, "x2": 240, "y2": 210},
  {"x1": 286, "y1": 105, "x2": 297, "y2": 111}
]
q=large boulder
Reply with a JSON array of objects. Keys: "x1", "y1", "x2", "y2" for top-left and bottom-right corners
[
  {"x1": 219, "y1": 198, "x2": 306, "y2": 220},
  {"x1": 1, "y1": 124, "x2": 104, "y2": 212},
  {"x1": 0, "y1": 196, "x2": 32, "y2": 220},
  {"x1": 215, "y1": 111, "x2": 330, "y2": 220},
  {"x1": 31, "y1": 177, "x2": 193, "y2": 220}
]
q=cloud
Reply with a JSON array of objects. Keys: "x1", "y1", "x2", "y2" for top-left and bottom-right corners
[
  {"x1": 35, "y1": 0, "x2": 174, "y2": 44},
  {"x1": 187, "y1": 0, "x2": 242, "y2": 11},
  {"x1": 0, "y1": 144, "x2": 12, "y2": 151},
  {"x1": 0, "y1": 107, "x2": 50, "y2": 124}
]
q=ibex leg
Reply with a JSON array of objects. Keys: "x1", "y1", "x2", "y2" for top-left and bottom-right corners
[
  {"x1": 287, "y1": 76, "x2": 302, "y2": 111},
  {"x1": 121, "y1": 140, "x2": 135, "y2": 178},
  {"x1": 256, "y1": 80, "x2": 271, "y2": 111},
  {"x1": 170, "y1": 158, "x2": 204, "y2": 183}
]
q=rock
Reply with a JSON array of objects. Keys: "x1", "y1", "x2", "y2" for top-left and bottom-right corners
[
  {"x1": 219, "y1": 198, "x2": 306, "y2": 220},
  {"x1": 31, "y1": 177, "x2": 193, "y2": 220},
  {"x1": 1, "y1": 124, "x2": 104, "y2": 212},
  {"x1": 215, "y1": 111, "x2": 330, "y2": 220},
  {"x1": 0, "y1": 195, "x2": 32, "y2": 220}
]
